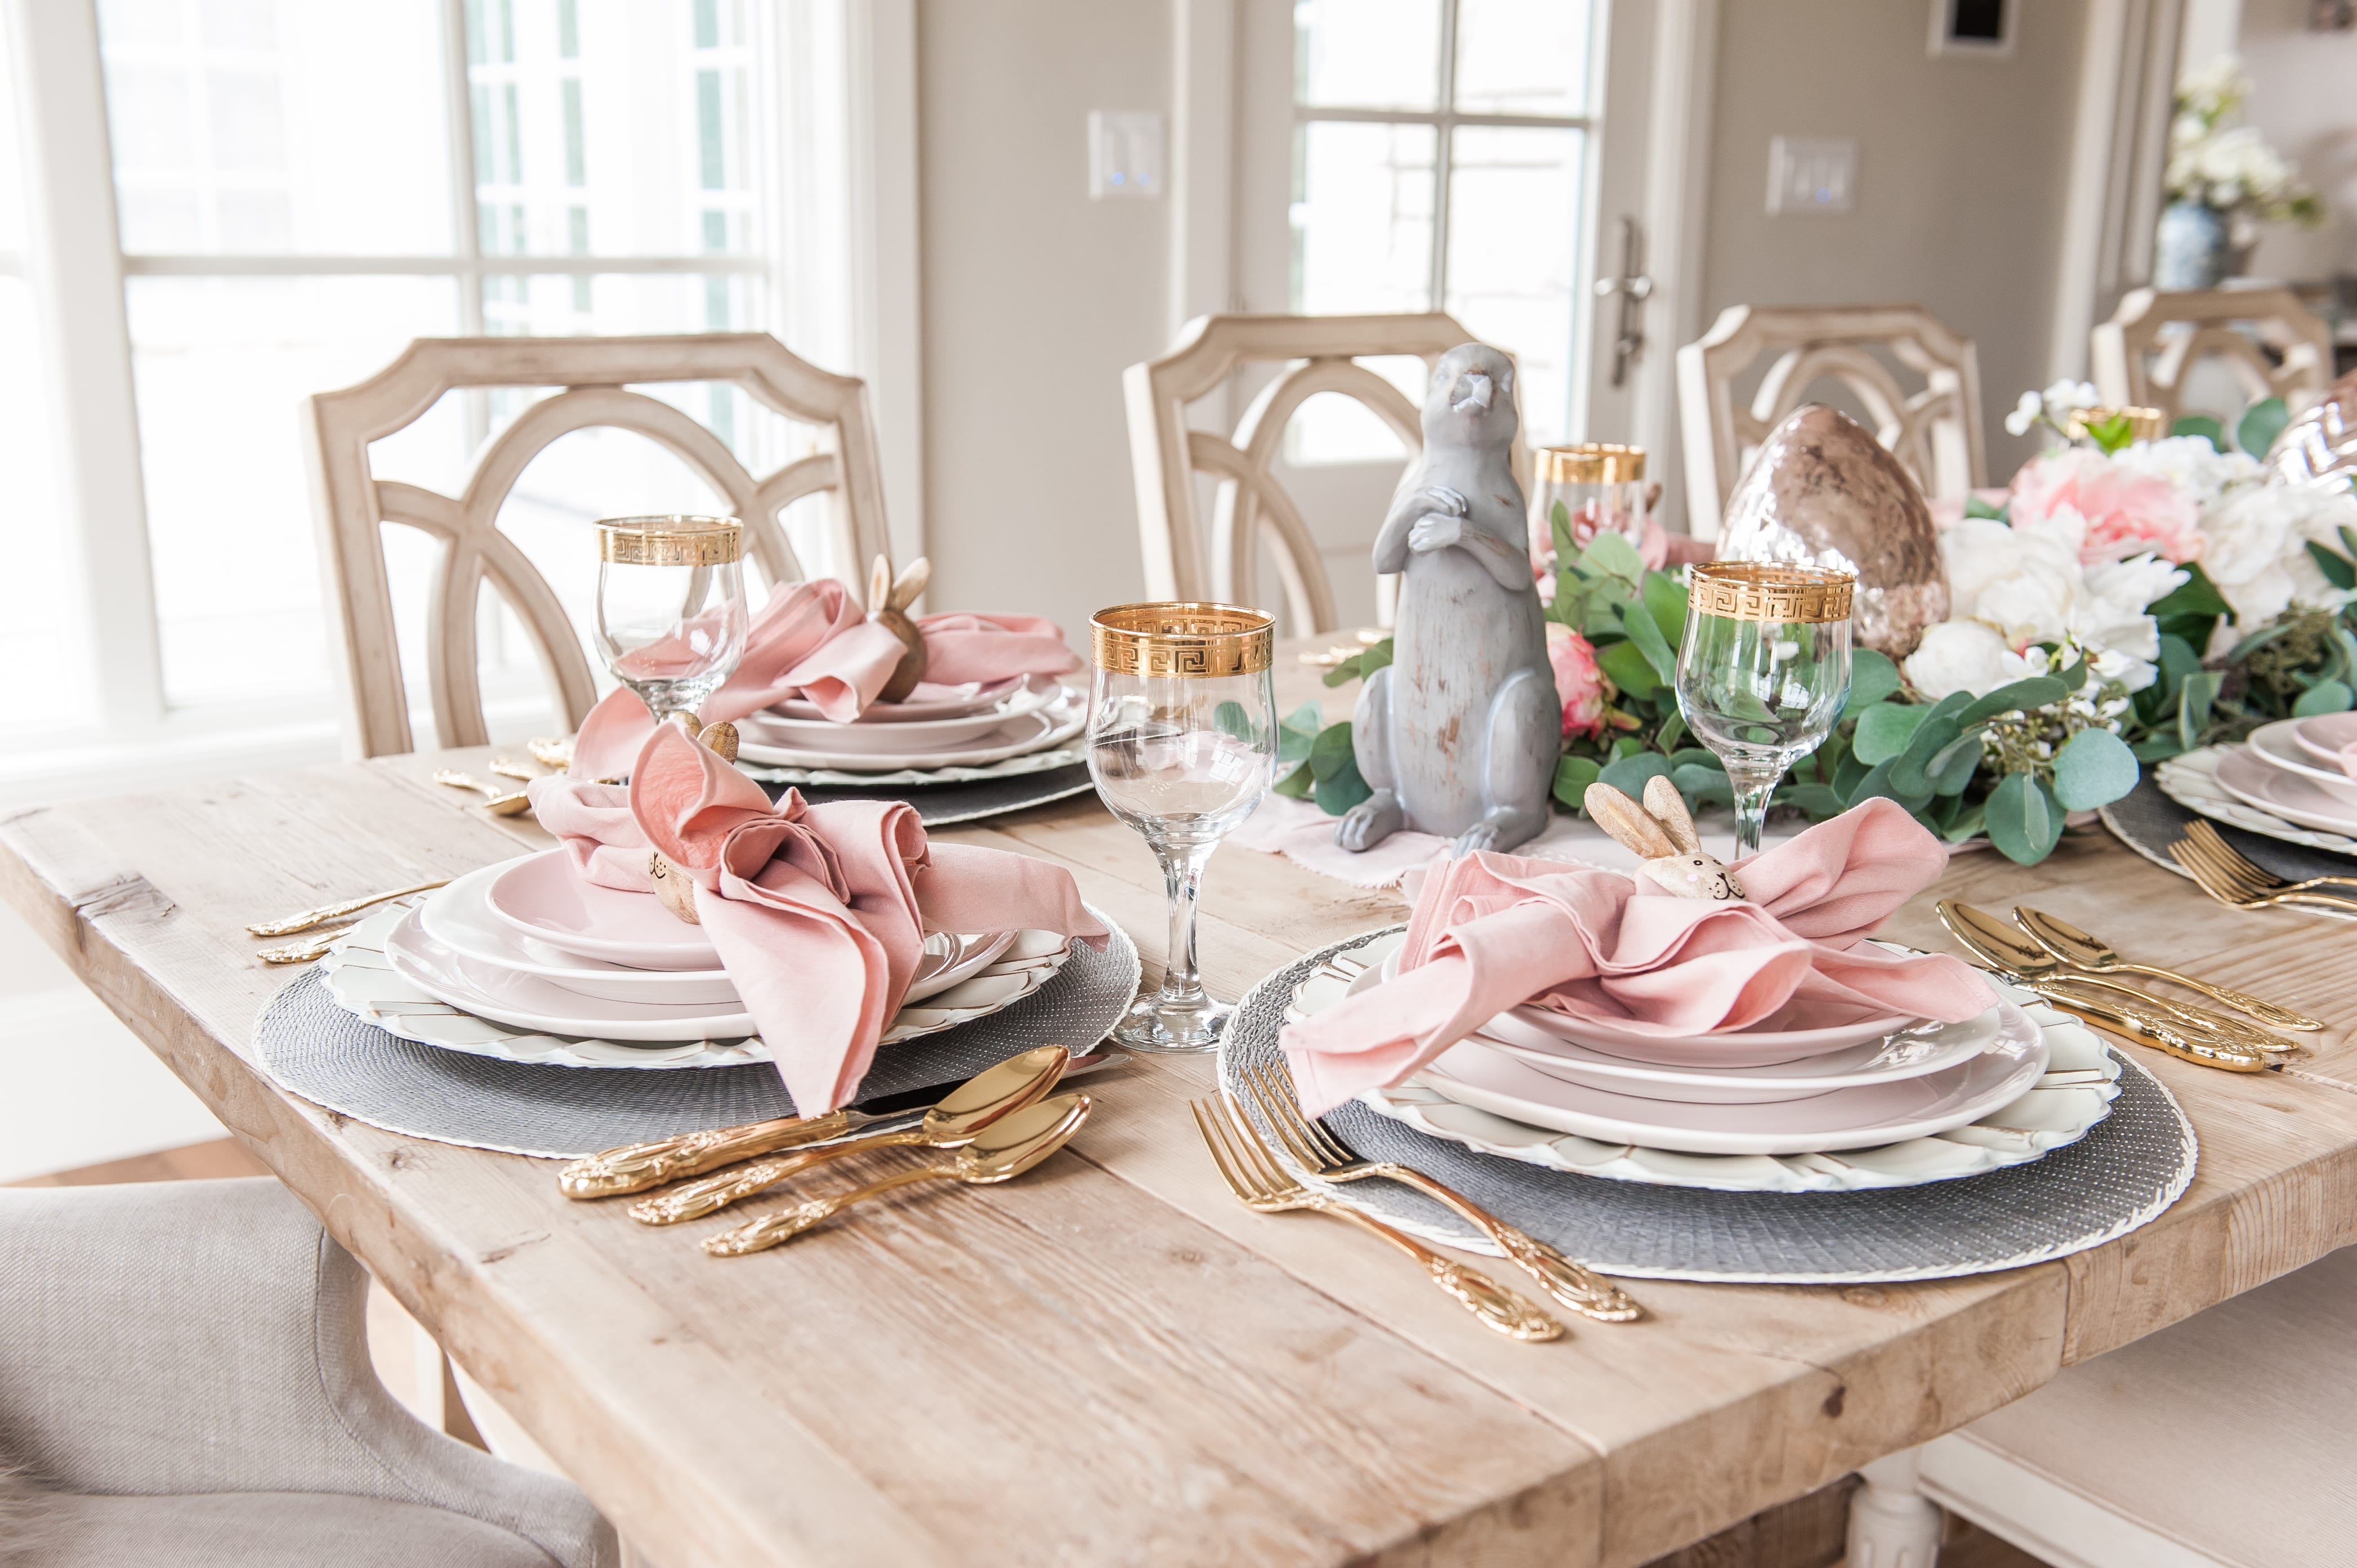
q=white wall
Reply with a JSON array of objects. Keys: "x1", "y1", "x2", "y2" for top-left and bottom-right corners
[
  {"x1": 2217, "y1": 0, "x2": 2357, "y2": 282},
  {"x1": 1693, "y1": 0, "x2": 2093, "y2": 479},
  {"x1": 914, "y1": 0, "x2": 1172, "y2": 644}
]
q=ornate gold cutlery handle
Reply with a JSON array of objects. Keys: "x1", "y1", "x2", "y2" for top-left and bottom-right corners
[
  {"x1": 1371, "y1": 1162, "x2": 1638, "y2": 1321},
  {"x1": 2054, "y1": 972, "x2": 2293, "y2": 1055},
  {"x1": 2034, "y1": 982, "x2": 2267, "y2": 1072},
  {"x1": 704, "y1": 1162, "x2": 951, "y2": 1256},
  {"x1": 2104, "y1": 962, "x2": 2322, "y2": 1033},
  {"x1": 628, "y1": 1127, "x2": 928, "y2": 1224},
  {"x1": 247, "y1": 881, "x2": 449, "y2": 937},
  {"x1": 559, "y1": 1111, "x2": 856, "y2": 1199},
  {"x1": 1314, "y1": 1199, "x2": 1561, "y2": 1341},
  {"x1": 256, "y1": 927, "x2": 353, "y2": 965}
]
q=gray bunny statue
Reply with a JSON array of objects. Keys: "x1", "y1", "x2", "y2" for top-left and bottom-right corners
[{"x1": 1336, "y1": 343, "x2": 1560, "y2": 857}]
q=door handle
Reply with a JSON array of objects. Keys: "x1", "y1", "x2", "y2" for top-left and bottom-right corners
[{"x1": 1592, "y1": 216, "x2": 1652, "y2": 388}]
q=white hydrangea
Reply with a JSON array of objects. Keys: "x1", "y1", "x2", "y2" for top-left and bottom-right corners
[
  {"x1": 2003, "y1": 379, "x2": 2101, "y2": 439},
  {"x1": 1905, "y1": 515, "x2": 2184, "y2": 698},
  {"x1": 2197, "y1": 483, "x2": 2357, "y2": 638},
  {"x1": 2112, "y1": 435, "x2": 2265, "y2": 515}
]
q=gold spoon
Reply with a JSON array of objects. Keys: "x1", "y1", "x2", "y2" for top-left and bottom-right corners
[
  {"x1": 1938, "y1": 902, "x2": 2270, "y2": 1071},
  {"x1": 704, "y1": 1093, "x2": 1091, "y2": 1256},
  {"x1": 2011, "y1": 906, "x2": 2323, "y2": 1033},
  {"x1": 631, "y1": 1045, "x2": 1072, "y2": 1224},
  {"x1": 431, "y1": 769, "x2": 533, "y2": 817}
]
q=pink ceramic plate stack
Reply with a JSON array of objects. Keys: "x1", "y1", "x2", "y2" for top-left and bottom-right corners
[
  {"x1": 2212, "y1": 714, "x2": 2357, "y2": 838},
  {"x1": 734, "y1": 674, "x2": 1086, "y2": 771}
]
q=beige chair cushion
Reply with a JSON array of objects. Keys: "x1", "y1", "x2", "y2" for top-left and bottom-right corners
[
  {"x1": 21, "y1": 1491, "x2": 569, "y2": 1567},
  {"x1": 1956, "y1": 1244, "x2": 2357, "y2": 1568}
]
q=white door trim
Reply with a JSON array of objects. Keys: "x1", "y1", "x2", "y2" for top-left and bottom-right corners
[
  {"x1": 1627, "y1": 0, "x2": 1721, "y2": 537},
  {"x1": 846, "y1": 0, "x2": 926, "y2": 572}
]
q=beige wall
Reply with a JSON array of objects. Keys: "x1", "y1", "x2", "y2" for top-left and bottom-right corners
[
  {"x1": 2229, "y1": 0, "x2": 2357, "y2": 282},
  {"x1": 1695, "y1": 0, "x2": 2092, "y2": 479},
  {"x1": 914, "y1": 0, "x2": 1172, "y2": 642}
]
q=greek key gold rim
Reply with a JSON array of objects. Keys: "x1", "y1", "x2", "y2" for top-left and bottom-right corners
[
  {"x1": 2065, "y1": 406, "x2": 2167, "y2": 444},
  {"x1": 1686, "y1": 562, "x2": 1856, "y2": 624},
  {"x1": 1536, "y1": 443, "x2": 1646, "y2": 485},
  {"x1": 596, "y1": 515, "x2": 743, "y2": 567},
  {"x1": 1090, "y1": 602, "x2": 1274, "y2": 677}
]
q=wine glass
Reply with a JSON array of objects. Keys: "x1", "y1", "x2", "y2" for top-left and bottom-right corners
[
  {"x1": 1675, "y1": 562, "x2": 1854, "y2": 859},
  {"x1": 591, "y1": 515, "x2": 749, "y2": 723},
  {"x1": 1087, "y1": 603, "x2": 1278, "y2": 1051}
]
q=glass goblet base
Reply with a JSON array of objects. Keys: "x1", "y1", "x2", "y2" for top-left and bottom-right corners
[{"x1": 1111, "y1": 989, "x2": 1233, "y2": 1053}]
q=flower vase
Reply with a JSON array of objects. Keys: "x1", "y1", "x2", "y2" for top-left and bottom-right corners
[{"x1": 2154, "y1": 200, "x2": 2233, "y2": 291}]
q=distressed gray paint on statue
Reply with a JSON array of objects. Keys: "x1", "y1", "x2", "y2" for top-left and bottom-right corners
[{"x1": 1337, "y1": 343, "x2": 1560, "y2": 856}]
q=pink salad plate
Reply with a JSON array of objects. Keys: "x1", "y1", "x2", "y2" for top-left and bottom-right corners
[
  {"x1": 769, "y1": 676, "x2": 1027, "y2": 723},
  {"x1": 2216, "y1": 743, "x2": 2357, "y2": 836},
  {"x1": 739, "y1": 681, "x2": 1062, "y2": 754},
  {"x1": 1372, "y1": 946, "x2": 1917, "y2": 1069},
  {"x1": 2254, "y1": 720, "x2": 2357, "y2": 802},
  {"x1": 486, "y1": 850, "x2": 718, "y2": 970},
  {"x1": 1473, "y1": 1009, "x2": 2001, "y2": 1106},
  {"x1": 2290, "y1": 710, "x2": 2357, "y2": 770}
]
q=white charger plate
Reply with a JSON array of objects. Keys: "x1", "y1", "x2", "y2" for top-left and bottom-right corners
[
  {"x1": 735, "y1": 690, "x2": 1083, "y2": 771},
  {"x1": 2216, "y1": 741, "x2": 2357, "y2": 834},
  {"x1": 322, "y1": 904, "x2": 1073, "y2": 1069},
  {"x1": 742, "y1": 681, "x2": 1060, "y2": 754}
]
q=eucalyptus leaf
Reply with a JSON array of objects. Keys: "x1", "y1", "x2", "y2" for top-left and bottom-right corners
[
  {"x1": 1619, "y1": 598, "x2": 1679, "y2": 684},
  {"x1": 1641, "y1": 571, "x2": 1688, "y2": 646},
  {"x1": 2052, "y1": 726, "x2": 2139, "y2": 809},
  {"x1": 1985, "y1": 771, "x2": 2065, "y2": 865},
  {"x1": 1851, "y1": 702, "x2": 1927, "y2": 764},
  {"x1": 1313, "y1": 759, "x2": 1373, "y2": 815},
  {"x1": 1581, "y1": 529, "x2": 1647, "y2": 583},
  {"x1": 1655, "y1": 711, "x2": 1688, "y2": 753},
  {"x1": 2155, "y1": 633, "x2": 2202, "y2": 705},
  {"x1": 1596, "y1": 638, "x2": 1660, "y2": 699},
  {"x1": 2236, "y1": 396, "x2": 2289, "y2": 459},
  {"x1": 1668, "y1": 748, "x2": 1722, "y2": 773},
  {"x1": 1551, "y1": 499, "x2": 1577, "y2": 565},
  {"x1": 2306, "y1": 540, "x2": 2357, "y2": 592},
  {"x1": 1272, "y1": 761, "x2": 1315, "y2": 798},
  {"x1": 2177, "y1": 668, "x2": 2224, "y2": 750},
  {"x1": 2171, "y1": 414, "x2": 2225, "y2": 451},
  {"x1": 1957, "y1": 677, "x2": 2068, "y2": 726},
  {"x1": 1927, "y1": 730, "x2": 1984, "y2": 796},
  {"x1": 1598, "y1": 752, "x2": 1673, "y2": 800},
  {"x1": 1552, "y1": 754, "x2": 1602, "y2": 811},
  {"x1": 2132, "y1": 734, "x2": 2185, "y2": 763},
  {"x1": 1671, "y1": 762, "x2": 1734, "y2": 809},
  {"x1": 1777, "y1": 782, "x2": 1846, "y2": 821},
  {"x1": 2294, "y1": 678, "x2": 2355, "y2": 717},
  {"x1": 1212, "y1": 700, "x2": 1253, "y2": 743},
  {"x1": 1846, "y1": 758, "x2": 1933, "y2": 814},
  {"x1": 1963, "y1": 494, "x2": 2007, "y2": 521},
  {"x1": 1309, "y1": 720, "x2": 1356, "y2": 781},
  {"x1": 1941, "y1": 801, "x2": 1988, "y2": 843},
  {"x1": 1847, "y1": 647, "x2": 1903, "y2": 712},
  {"x1": 1276, "y1": 702, "x2": 1323, "y2": 766}
]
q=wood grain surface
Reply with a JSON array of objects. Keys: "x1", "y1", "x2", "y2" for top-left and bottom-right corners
[{"x1": 5, "y1": 641, "x2": 2354, "y2": 1567}]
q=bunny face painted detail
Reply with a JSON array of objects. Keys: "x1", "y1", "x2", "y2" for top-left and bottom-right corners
[{"x1": 1582, "y1": 776, "x2": 1746, "y2": 901}]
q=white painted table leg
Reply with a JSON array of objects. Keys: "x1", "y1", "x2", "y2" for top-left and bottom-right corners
[{"x1": 1847, "y1": 1446, "x2": 1944, "y2": 1568}]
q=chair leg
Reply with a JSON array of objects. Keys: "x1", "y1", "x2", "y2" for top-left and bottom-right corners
[{"x1": 1846, "y1": 1447, "x2": 1944, "y2": 1568}]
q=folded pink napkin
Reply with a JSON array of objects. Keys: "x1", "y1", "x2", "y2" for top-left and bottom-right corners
[
  {"x1": 571, "y1": 578, "x2": 1080, "y2": 779},
  {"x1": 529, "y1": 725, "x2": 1106, "y2": 1113},
  {"x1": 1279, "y1": 798, "x2": 1990, "y2": 1115}
]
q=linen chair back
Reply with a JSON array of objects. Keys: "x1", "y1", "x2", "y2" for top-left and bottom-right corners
[
  {"x1": 305, "y1": 333, "x2": 891, "y2": 757},
  {"x1": 1125, "y1": 312, "x2": 1527, "y2": 635},
  {"x1": 2090, "y1": 286, "x2": 2334, "y2": 427},
  {"x1": 1677, "y1": 305, "x2": 1987, "y2": 539}
]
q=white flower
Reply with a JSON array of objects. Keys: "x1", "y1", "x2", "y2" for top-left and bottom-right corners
[
  {"x1": 1905, "y1": 620, "x2": 2014, "y2": 700},
  {"x1": 1941, "y1": 516, "x2": 2084, "y2": 647},
  {"x1": 2005, "y1": 390, "x2": 2042, "y2": 437},
  {"x1": 2113, "y1": 435, "x2": 2264, "y2": 514},
  {"x1": 2073, "y1": 553, "x2": 2185, "y2": 691},
  {"x1": 2042, "y1": 379, "x2": 2099, "y2": 417}
]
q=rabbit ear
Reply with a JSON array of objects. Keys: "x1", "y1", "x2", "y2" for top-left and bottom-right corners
[
  {"x1": 1583, "y1": 783, "x2": 1677, "y2": 859},
  {"x1": 868, "y1": 555, "x2": 894, "y2": 615},
  {"x1": 889, "y1": 556, "x2": 931, "y2": 610},
  {"x1": 1642, "y1": 774, "x2": 1703, "y2": 853}
]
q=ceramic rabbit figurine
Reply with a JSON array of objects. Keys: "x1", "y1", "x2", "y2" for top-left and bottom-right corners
[
  {"x1": 1583, "y1": 776, "x2": 1746, "y2": 901},
  {"x1": 868, "y1": 553, "x2": 932, "y2": 702}
]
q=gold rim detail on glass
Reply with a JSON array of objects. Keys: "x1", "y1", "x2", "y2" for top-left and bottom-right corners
[
  {"x1": 1536, "y1": 443, "x2": 1646, "y2": 484},
  {"x1": 596, "y1": 515, "x2": 743, "y2": 567},
  {"x1": 1686, "y1": 562, "x2": 1856, "y2": 624},
  {"x1": 1090, "y1": 602, "x2": 1274, "y2": 677},
  {"x1": 2064, "y1": 406, "x2": 2167, "y2": 444}
]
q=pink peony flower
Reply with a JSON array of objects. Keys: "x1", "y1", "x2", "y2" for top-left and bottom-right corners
[
  {"x1": 1544, "y1": 622, "x2": 1609, "y2": 740},
  {"x1": 2010, "y1": 450, "x2": 2202, "y2": 565}
]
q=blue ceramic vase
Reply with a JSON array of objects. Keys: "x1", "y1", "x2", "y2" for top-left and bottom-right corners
[{"x1": 2154, "y1": 200, "x2": 2233, "y2": 291}]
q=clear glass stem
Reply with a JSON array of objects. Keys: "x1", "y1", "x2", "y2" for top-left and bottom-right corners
[
  {"x1": 1727, "y1": 763, "x2": 1782, "y2": 859},
  {"x1": 1157, "y1": 841, "x2": 1213, "y2": 1011}
]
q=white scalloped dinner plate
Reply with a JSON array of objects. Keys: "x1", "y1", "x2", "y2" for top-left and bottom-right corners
[
  {"x1": 2157, "y1": 745, "x2": 2357, "y2": 857},
  {"x1": 321, "y1": 904, "x2": 1073, "y2": 1069},
  {"x1": 738, "y1": 744, "x2": 1088, "y2": 789}
]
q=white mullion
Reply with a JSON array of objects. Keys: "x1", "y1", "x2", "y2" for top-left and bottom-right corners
[
  {"x1": 1429, "y1": 0, "x2": 1458, "y2": 311},
  {"x1": 117, "y1": 253, "x2": 767, "y2": 276},
  {"x1": 440, "y1": 0, "x2": 485, "y2": 450},
  {"x1": 7, "y1": 0, "x2": 166, "y2": 735}
]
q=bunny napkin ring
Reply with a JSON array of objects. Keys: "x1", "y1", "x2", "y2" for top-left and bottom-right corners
[
  {"x1": 1583, "y1": 776, "x2": 1746, "y2": 901},
  {"x1": 646, "y1": 713, "x2": 740, "y2": 926},
  {"x1": 868, "y1": 552, "x2": 932, "y2": 702}
]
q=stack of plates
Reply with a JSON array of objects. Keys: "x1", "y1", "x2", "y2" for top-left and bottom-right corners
[
  {"x1": 1284, "y1": 931, "x2": 2122, "y2": 1193},
  {"x1": 2158, "y1": 715, "x2": 2357, "y2": 851},
  {"x1": 735, "y1": 675, "x2": 1086, "y2": 784},
  {"x1": 319, "y1": 850, "x2": 1074, "y2": 1070}
]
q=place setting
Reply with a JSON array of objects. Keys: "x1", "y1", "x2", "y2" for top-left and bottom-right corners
[
  {"x1": 247, "y1": 517, "x2": 1139, "y2": 1196},
  {"x1": 2118, "y1": 707, "x2": 2357, "y2": 921}
]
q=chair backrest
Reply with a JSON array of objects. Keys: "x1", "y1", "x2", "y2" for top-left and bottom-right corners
[
  {"x1": 1676, "y1": 305, "x2": 1987, "y2": 539},
  {"x1": 305, "y1": 332, "x2": 891, "y2": 757},
  {"x1": 2090, "y1": 287, "x2": 2334, "y2": 427},
  {"x1": 1124, "y1": 312, "x2": 1522, "y2": 635}
]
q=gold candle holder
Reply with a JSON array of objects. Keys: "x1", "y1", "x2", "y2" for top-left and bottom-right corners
[{"x1": 2064, "y1": 406, "x2": 2168, "y2": 446}]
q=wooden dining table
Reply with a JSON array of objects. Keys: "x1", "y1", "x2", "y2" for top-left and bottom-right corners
[{"x1": 6, "y1": 638, "x2": 2357, "y2": 1568}]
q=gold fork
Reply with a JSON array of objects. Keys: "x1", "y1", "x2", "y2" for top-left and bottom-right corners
[
  {"x1": 1189, "y1": 1097, "x2": 1563, "y2": 1342},
  {"x1": 1239, "y1": 1065, "x2": 1641, "y2": 1323},
  {"x1": 431, "y1": 769, "x2": 534, "y2": 817},
  {"x1": 2175, "y1": 820, "x2": 2357, "y2": 909}
]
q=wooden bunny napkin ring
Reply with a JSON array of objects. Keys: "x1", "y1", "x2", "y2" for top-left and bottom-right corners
[
  {"x1": 645, "y1": 713, "x2": 740, "y2": 926},
  {"x1": 1582, "y1": 777, "x2": 1746, "y2": 901},
  {"x1": 868, "y1": 552, "x2": 932, "y2": 703}
]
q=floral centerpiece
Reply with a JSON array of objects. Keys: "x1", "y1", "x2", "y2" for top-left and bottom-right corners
[
  {"x1": 2157, "y1": 56, "x2": 2323, "y2": 289},
  {"x1": 1276, "y1": 386, "x2": 2357, "y2": 867}
]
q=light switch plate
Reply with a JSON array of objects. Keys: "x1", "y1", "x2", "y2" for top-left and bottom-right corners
[
  {"x1": 1767, "y1": 136, "x2": 1856, "y2": 216},
  {"x1": 1088, "y1": 110, "x2": 1164, "y2": 200}
]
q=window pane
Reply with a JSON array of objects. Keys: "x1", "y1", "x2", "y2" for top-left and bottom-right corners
[
  {"x1": 1294, "y1": 0, "x2": 1441, "y2": 111},
  {"x1": 125, "y1": 275, "x2": 461, "y2": 707},
  {"x1": 98, "y1": 0, "x2": 453, "y2": 254},
  {"x1": 0, "y1": 282, "x2": 75, "y2": 735},
  {"x1": 1444, "y1": 125, "x2": 1584, "y2": 445},
  {"x1": 1293, "y1": 120, "x2": 1436, "y2": 315},
  {"x1": 467, "y1": 0, "x2": 761, "y2": 258},
  {"x1": 1453, "y1": 0, "x2": 1594, "y2": 117},
  {"x1": 0, "y1": 18, "x2": 24, "y2": 256}
]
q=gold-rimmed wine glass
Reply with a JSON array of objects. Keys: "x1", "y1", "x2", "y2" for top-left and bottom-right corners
[
  {"x1": 1087, "y1": 604, "x2": 1278, "y2": 1051},
  {"x1": 1675, "y1": 562, "x2": 1855, "y2": 858},
  {"x1": 591, "y1": 515, "x2": 749, "y2": 723}
]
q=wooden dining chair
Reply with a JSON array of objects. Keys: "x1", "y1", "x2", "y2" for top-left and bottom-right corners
[
  {"x1": 2090, "y1": 287, "x2": 2335, "y2": 428},
  {"x1": 1676, "y1": 305, "x2": 1987, "y2": 540},
  {"x1": 1124, "y1": 312, "x2": 1526, "y2": 636},
  {"x1": 305, "y1": 332, "x2": 891, "y2": 757}
]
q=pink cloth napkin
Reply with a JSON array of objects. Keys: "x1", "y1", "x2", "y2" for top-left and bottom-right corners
[
  {"x1": 1279, "y1": 797, "x2": 1991, "y2": 1115},
  {"x1": 570, "y1": 578, "x2": 1080, "y2": 779},
  {"x1": 529, "y1": 724, "x2": 1106, "y2": 1113}
]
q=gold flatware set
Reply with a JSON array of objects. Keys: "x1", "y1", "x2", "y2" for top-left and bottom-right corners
[
  {"x1": 244, "y1": 878, "x2": 449, "y2": 964},
  {"x1": 560, "y1": 1044, "x2": 1102, "y2": 1257},
  {"x1": 2172, "y1": 819, "x2": 2357, "y2": 914},
  {"x1": 1936, "y1": 900, "x2": 2320, "y2": 1073}
]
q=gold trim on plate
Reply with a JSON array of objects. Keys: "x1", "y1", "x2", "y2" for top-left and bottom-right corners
[
  {"x1": 1686, "y1": 562, "x2": 1856, "y2": 624},
  {"x1": 596, "y1": 515, "x2": 743, "y2": 567},
  {"x1": 1535, "y1": 443, "x2": 1646, "y2": 485},
  {"x1": 1090, "y1": 602, "x2": 1274, "y2": 677}
]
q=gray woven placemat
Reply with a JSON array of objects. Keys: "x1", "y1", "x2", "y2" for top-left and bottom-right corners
[
  {"x1": 2103, "y1": 772, "x2": 2357, "y2": 897},
  {"x1": 743, "y1": 763, "x2": 1096, "y2": 826},
  {"x1": 1220, "y1": 930, "x2": 2198, "y2": 1284},
  {"x1": 256, "y1": 917, "x2": 1139, "y2": 1159}
]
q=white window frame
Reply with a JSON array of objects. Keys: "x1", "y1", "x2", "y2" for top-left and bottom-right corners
[{"x1": 0, "y1": 0, "x2": 919, "y2": 806}]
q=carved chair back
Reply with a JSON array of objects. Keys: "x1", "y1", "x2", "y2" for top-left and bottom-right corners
[
  {"x1": 305, "y1": 333, "x2": 890, "y2": 756},
  {"x1": 2090, "y1": 287, "x2": 2334, "y2": 428}
]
